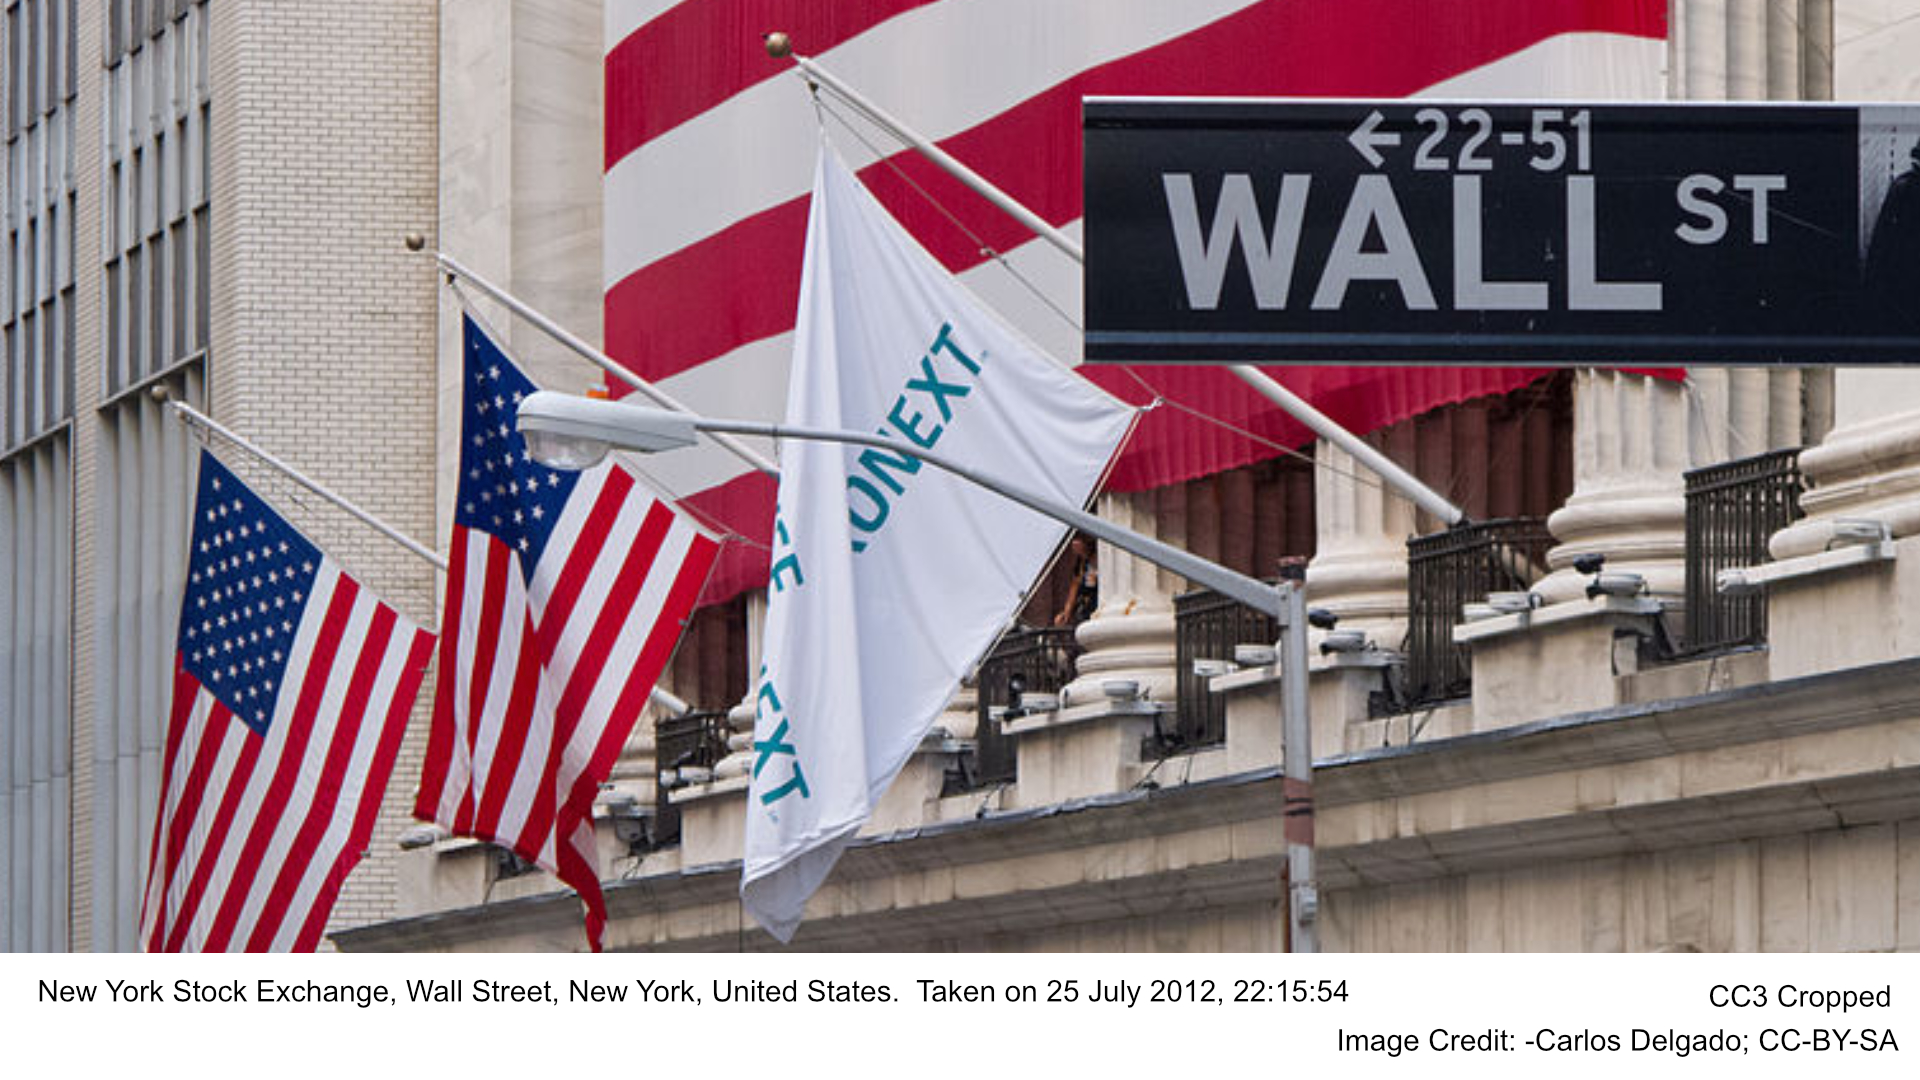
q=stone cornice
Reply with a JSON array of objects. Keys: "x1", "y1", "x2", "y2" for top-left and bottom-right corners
[{"x1": 335, "y1": 653, "x2": 1920, "y2": 951}]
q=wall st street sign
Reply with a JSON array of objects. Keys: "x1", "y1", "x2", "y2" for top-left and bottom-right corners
[{"x1": 1083, "y1": 100, "x2": 1920, "y2": 364}]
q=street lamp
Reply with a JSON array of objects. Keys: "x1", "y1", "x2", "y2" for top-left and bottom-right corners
[{"x1": 516, "y1": 389, "x2": 1321, "y2": 951}]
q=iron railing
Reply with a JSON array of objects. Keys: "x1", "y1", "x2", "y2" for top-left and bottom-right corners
[
  {"x1": 1168, "y1": 585, "x2": 1280, "y2": 753},
  {"x1": 959, "y1": 625, "x2": 1082, "y2": 791},
  {"x1": 651, "y1": 708, "x2": 731, "y2": 848},
  {"x1": 1405, "y1": 517, "x2": 1555, "y2": 707},
  {"x1": 1682, "y1": 447, "x2": 1804, "y2": 654}
]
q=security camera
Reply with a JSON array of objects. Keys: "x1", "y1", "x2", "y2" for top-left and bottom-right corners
[
  {"x1": 1830, "y1": 518, "x2": 1891, "y2": 546},
  {"x1": 1586, "y1": 571, "x2": 1647, "y2": 599},
  {"x1": 1307, "y1": 607, "x2": 1339, "y2": 630},
  {"x1": 1318, "y1": 629, "x2": 1368, "y2": 655},
  {"x1": 1572, "y1": 552, "x2": 1606, "y2": 576},
  {"x1": 1005, "y1": 670, "x2": 1027, "y2": 713},
  {"x1": 1487, "y1": 591, "x2": 1542, "y2": 615},
  {"x1": 1101, "y1": 679, "x2": 1141, "y2": 701},
  {"x1": 1192, "y1": 658, "x2": 1238, "y2": 679},
  {"x1": 1716, "y1": 567, "x2": 1762, "y2": 597},
  {"x1": 1234, "y1": 644, "x2": 1279, "y2": 667},
  {"x1": 398, "y1": 824, "x2": 447, "y2": 851}
]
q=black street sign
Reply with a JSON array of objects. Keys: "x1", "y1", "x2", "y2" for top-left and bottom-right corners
[{"x1": 1083, "y1": 99, "x2": 1920, "y2": 364}]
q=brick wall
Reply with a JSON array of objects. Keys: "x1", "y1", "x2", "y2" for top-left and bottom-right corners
[{"x1": 204, "y1": 0, "x2": 439, "y2": 934}]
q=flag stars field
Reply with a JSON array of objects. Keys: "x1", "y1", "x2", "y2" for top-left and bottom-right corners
[
  {"x1": 140, "y1": 449, "x2": 433, "y2": 952},
  {"x1": 416, "y1": 316, "x2": 720, "y2": 950}
]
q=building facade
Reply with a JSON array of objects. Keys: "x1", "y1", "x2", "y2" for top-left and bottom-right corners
[
  {"x1": 344, "y1": 0, "x2": 1920, "y2": 952},
  {"x1": 8, "y1": 2, "x2": 1920, "y2": 953},
  {"x1": 2, "y1": 0, "x2": 437, "y2": 950}
]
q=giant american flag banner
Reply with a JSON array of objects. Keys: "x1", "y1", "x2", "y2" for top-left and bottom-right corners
[
  {"x1": 140, "y1": 451, "x2": 434, "y2": 952},
  {"x1": 415, "y1": 316, "x2": 719, "y2": 950},
  {"x1": 603, "y1": 0, "x2": 1668, "y2": 601}
]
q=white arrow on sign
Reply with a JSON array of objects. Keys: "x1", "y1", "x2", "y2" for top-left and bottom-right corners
[{"x1": 1348, "y1": 110, "x2": 1399, "y2": 168}]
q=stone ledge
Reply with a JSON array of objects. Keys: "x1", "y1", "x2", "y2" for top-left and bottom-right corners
[
  {"x1": 342, "y1": 652, "x2": 1920, "y2": 952},
  {"x1": 1320, "y1": 652, "x2": 1920, "y2": 804},
  {"x1": 1453, "y1": 594, "x2": 1662, "y2": 644},
  {"x1": 668, "y1": 774, "x2": 750, "y2": 806},
  {"x1": 1723, "y1": 538, "x2": 1895, "y2": 589},
  {"x1": 1003, "y1": 697, "x2": 1167, "y2": 737}
]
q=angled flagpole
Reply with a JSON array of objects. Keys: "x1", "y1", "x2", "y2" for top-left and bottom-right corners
[
  {"x1": 768, "y1": 32, "x2": 1465, "y2": 527},
  {"x1": 158, "y1": 386, "x2": 694, "y2": 718},
  {"x1": 413, "y1": 239, "x2": 779, "y2": 479}
]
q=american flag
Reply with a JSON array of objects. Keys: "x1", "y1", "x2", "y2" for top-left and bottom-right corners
[
  {"x1": 139, "y1": 450, "x2": 434, "y2": 952},
  {"x1": 602, "y1": 0, "x2": 1667, "y2": 602},
  {"x1": 414, "y1": 316, "x2": 719, "y2": 950}
]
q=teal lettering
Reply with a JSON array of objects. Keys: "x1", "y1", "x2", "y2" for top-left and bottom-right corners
[
  {"x1": 753, "y1": 718, "x2": 797, "y2": 780},
  {"x1": 768, "y1": 517, "x2": 803, "y2": 591},
  {"x1": 857, "y1": 444, "x2": 922, "y2": 496},
  {"x1": 886, "y1": 393, "x2": 942, "y2": 449},
  {"x1": 846, "y1": 475, "x2": 890, "y2": 533},
  {"x1": 770, "y1": 554, "x2": 803, "y2": 592},
  {"x1": 929, "y1": 322, "x2": 980, "y2": 373},
  {"x1": 903, "y1": 356, "x2": 970, "y2": 424},
  {"x1": 755, "y1": 674, "x2": 783, "y2": 719},
  {"x1": 760, "y1": 765, "x2": 811, "y2": 805}
]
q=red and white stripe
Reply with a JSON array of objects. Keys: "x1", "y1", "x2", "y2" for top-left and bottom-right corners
[
  {"x1": 414, "y1": 463, "x2": 719, "y2": 949},
  {"x1": 138, "y1": 563, "x2": 433, "y2": 952},
  {"x1": 604, "y1": 0, "x2": 1668, "y2": 601}
]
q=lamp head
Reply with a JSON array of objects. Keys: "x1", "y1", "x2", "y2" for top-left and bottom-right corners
[{"x1": 515, "y1": 391, "x2": 700, "y2": 469}]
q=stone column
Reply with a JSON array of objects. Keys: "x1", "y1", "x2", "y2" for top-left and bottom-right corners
[
  {"x1": 1061, "y1": 487, "x2": 1187, "y2": 707},
  {"x1": 1535, "y1": 369, "x2": 1825, "y2": 604},
  {"x1": 1531, "y1": 3, "x2": 1832, "y2": 604},
  {"x1": 1771, "y1": 374, "x2": 1920, "y2": 558},
  {"x1": 710, "y1": 589, "x2": 768, "y2": 783},
  {"x1": 1767, "y1": 4, "x2": 1920, "y2": 553},
  {"x1": 1534, "y1": 371, "x2": 1694, "y2": 602},
  {"x1": 1304, "y1": 437, "x2": 1417, "y2": 648}
]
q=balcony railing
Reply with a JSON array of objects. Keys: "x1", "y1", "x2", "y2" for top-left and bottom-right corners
[
  {"x1": 955, "y1": 625, "x2": 1083, "y2": 791},
  {"x1": 1168, "y1": 585, "x2": 1280, "y2": 753},
  {"x1": 1405, "y1": 517, "x2": 1555, "y2": 708},
  {"x1": 1682, "y1": 447, "x2": 1804, "y2": 655},
  {"x1": 651, "y1": 708, "x2": 731, "y2": 848}
]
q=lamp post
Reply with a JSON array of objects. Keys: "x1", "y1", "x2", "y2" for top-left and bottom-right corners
[{"x1": 516, "y1": 390, "x2": 1320, "y2": 951}]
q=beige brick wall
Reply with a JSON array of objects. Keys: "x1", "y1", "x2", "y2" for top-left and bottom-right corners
[{"x1": 205, "y1": 0, "x2": 439, "y2": 934}]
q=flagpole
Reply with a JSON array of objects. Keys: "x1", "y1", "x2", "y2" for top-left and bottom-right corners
[
  {"x1": 766, "y1": 33, "x2": 1463, "y2": 527},
  {"x1": 413, "y1": 240, "x2": 781, "y2": 479},
  {"x1": 161, "y1": 391, "x2": 449, "y2": 571},
  {"x1": 158, "y1": 387, "x2": 697, "y2": 718}
]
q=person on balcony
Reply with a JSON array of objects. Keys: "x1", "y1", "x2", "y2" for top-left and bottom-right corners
[{"x1": 1053, "y1": 535, "x2": 1099, "y2": 627}]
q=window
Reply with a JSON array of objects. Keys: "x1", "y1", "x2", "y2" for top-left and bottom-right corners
[{"x1": 102, "y1": 0, "x2": 207, "y2": 394}]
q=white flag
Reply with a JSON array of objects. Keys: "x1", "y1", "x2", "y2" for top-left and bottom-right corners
[{"x1": 742, "y1": 148, "x2": 1136, "y2": 940}]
